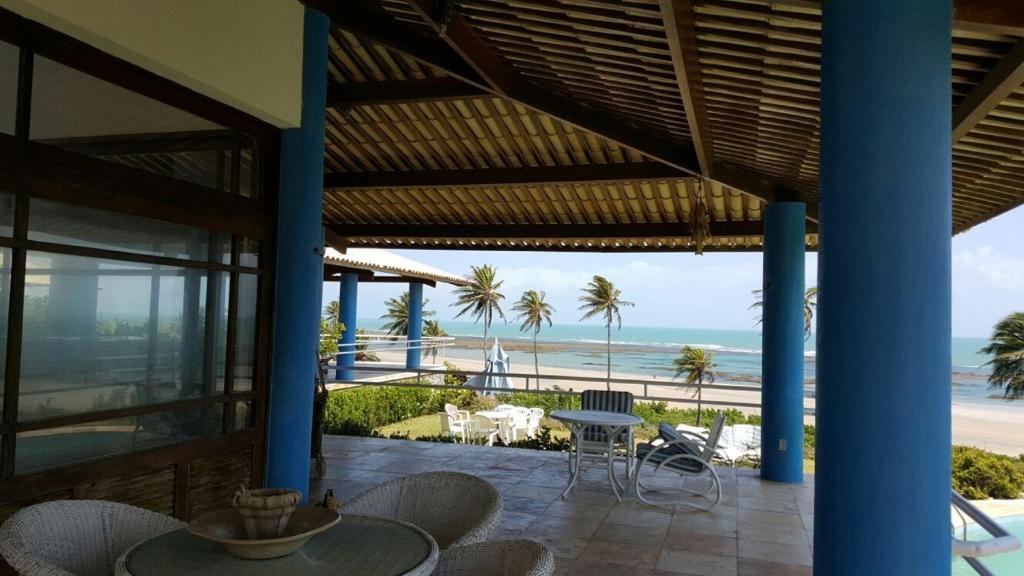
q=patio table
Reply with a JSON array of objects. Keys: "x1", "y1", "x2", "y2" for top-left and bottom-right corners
[
  {"x1": 119, "y1": 513, "x2": 439, "y2": 576},
  {"x1": 550, "y1": 409, "x2": 643, "y2": 502},
  {"x1": 475, "y1": 409, "x2": 513, "y2": 443}
]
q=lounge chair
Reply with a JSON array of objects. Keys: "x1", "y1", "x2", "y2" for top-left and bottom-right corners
[
  {"x1": 715, "y1": 424, "x2": 761, "y2": 465},
  {"x1": 635, "y1": 411, "x2": 727, "y2": 509},
  {"x1": 0, "y1": 500, "x2": 185, "y2": 576},
  {"x1": 345, "y1": 472, "x2": 502, "y2": 549}
]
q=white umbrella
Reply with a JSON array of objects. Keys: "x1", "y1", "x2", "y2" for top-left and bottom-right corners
[{"x1": 468, "y1": 337, "x2": 514, "y2": 394}]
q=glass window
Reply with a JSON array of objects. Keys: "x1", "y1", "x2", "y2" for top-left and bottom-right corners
[
  {"x1": 29, "y1": 198, "x2": 210, "y2": 260},
  {"x1": 233, "y1": 274, "x2": 258, "y2": 392},
  {"x1": 0, "y1": 248, "x2": 11, "y2": 413},
  {"x1": 19, "y1": 252, "x2": 217, "y2": 421},
  {"x1": 16, "y1": 405, "x2": 222, "y2": 473},
  {"x1": 29, "y1": 56, "x2": 235, "y2": 192},
  {"x1": 238, "y1": 136, "x2": 258, "y2": 198},
  {"x1": 0, "y1": 191, "x2": 15, "y2": 237},
  {"x1": 209, "y1": 271, "x2": 229, "y2": 393},
  {"x1": 239, "y1": 237, "x2": 260, "y2": 268},
  {"x1": 1, "y1": 41, "x2": 17, "y2": 135},
  {"x1": 233, "y1": 401, "x2": 252, "y2": 431}
]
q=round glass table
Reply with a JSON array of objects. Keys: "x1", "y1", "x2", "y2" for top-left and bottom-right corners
[
  {"x1": 120, "y1": 514, "x2": 439, "y2": 576},
  {"x1": 550, "y1": 409, "x2": 644, "y2": 501}
]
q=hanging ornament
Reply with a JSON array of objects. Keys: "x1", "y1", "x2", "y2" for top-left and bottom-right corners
[{"x1": 690, "y1": 179, "x2": 712, "y2": 255}]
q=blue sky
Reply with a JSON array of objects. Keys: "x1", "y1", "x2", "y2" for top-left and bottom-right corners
[{"x1": 324, "y1": 206, "x2": 1024, "y2": 338}]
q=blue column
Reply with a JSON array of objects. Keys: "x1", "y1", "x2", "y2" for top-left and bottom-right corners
[
  {"x1": 406, "y1": 282, "x2": 423, "y2": 369},
  {"x1": 265, "y1": 8, "x2": 329, "y2": 501},
  {"x1": 337, "y1": 272, "x2": 358, "y2": 380},
  {"x1": 760, "y1": 202, "x2": 805, "y2": 484},
  {"x1": 817, "y1": 1, "x2": 951, "y2": 574}
]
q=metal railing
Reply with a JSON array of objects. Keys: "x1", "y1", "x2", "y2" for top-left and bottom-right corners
[
  {"x1": 329, "y1": 363, "x2": 767, "y2": 410},
  {"x1": 951, "y1": 490, "x2": 1022, "y2": 575}
]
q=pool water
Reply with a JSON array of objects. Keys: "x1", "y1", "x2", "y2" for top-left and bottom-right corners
[{"x1": 952, "y1": 515, "x2": 1024, "y2": 575}]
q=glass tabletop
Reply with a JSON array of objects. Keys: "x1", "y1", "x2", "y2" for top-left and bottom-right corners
[
  {"x1": 550, "y1": 409, "x2": 643, "y2": 427},
  {"x1": 125, "y1": 514, "x2": 438, "y2": 576}
]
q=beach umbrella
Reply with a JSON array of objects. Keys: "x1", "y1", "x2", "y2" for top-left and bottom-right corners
[{"x1": 475, "y1": 337, "x2": 513, "y2": 394}]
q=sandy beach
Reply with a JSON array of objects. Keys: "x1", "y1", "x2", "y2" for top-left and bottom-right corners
[{"x1": 360, "y1": 347, "x2": 1024, "y2": 456}]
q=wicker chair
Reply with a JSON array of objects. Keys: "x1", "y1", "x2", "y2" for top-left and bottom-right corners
[
  {"x1": 345, "y1": 472, "x2": 501, "y2": 549},
  {"x1": 0, "y1": 500, "x2": 185, "y2": 576},
  {"x1": 432, "y1": 539, "x2": 554, "y2": 576}
]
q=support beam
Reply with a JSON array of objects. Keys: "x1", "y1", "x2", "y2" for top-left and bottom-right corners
[
  {"x1": 332, "y1": 220, "x2": 816, "y2": 240},
  {"x1": 818, "y1": 0, "x2": 951, "y2": 573},
  {"x1": 406, "y1": 282, "x2": 424, "y2": 370},
  {"x1": 362, "y1": 276, "x2": 437, "y2": 288},
  {"x1": 953, "y1": 0, "x2": 1024, "y2": 35},
  {"x1": 324, "y1": 162, "x2": 688, "y2": 189},
  {"x1": 760, "y1": 202, "x2": 805, "y2": 484},
  {"x1": 952, "y1": 38, "x2": 1024, "y2": 144},
  {"x1": 266, "y1": 8, "x2": 329, "y2": 501},
  {"x1": 660, "y1": 0, "x2": 714, "y2": 176},
  {"x1": 337, "y1": 272, "x2": 358, "y2": 381},
  {"x1": 327, "y1": 78, "x2": 487, "y2": 107}
]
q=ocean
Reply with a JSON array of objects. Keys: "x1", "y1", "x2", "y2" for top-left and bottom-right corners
[{"x1": 358, "y1": 318, "x2": 1012, "y2": 406}]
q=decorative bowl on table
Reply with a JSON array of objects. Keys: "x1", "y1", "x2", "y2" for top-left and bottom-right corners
[
  {"x1": 232, "y1": 486, "x2": 302, "y2": 539},
  {"x1": 188, "y1": 505, "x2": 340, "y2": 560}
]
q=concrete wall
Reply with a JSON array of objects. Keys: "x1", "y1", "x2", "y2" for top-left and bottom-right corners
[{"x1": 0, "y1": 0, "x2": 304, "y2": 128}]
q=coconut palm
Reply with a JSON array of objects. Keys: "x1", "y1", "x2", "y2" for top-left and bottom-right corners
[
  {"x1": 451, "y1": 264, "x2": 506, "y2": 361},
  {"x1": 512, "y1": 290, "x2": 555, "y2": 389},
  {"x1": 578, "y1": 275, "x2": 634, "y2": 389},
  {"x1": 422, "y1": 320, "x2": 448, "y2": 363},
  {"x1": 673, "y1": 345, "x2": 717, "y2": 425},
  {"x1": 750, "y1": 286, "x2": 818, "y2": 339},
  {"x1": 980, "y1": 312, "x2": 1024, "y2": 399},
  {"x1": 323, "y1": 299, "x2": 341, "y2": 329},
  {"x1": 380, "y1": 291, "x2": 435, "y2": 336}
]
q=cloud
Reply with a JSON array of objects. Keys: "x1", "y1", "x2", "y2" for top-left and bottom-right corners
[{"x1": 953, "y1": 246, "x2": 1024, "y2": 292}]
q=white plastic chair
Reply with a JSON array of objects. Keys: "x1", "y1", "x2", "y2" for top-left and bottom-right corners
[
  {"x1": 525, "y1": 408, "x2": 544, "y2": 438},
  {"x1": 443, "y1": 404, "x2": 472, "y2": 443},
  {"x1": 494, "y1": 404, "x2": 517, "y2": 413},
  {"x1": 472, "y1": 414, "x2": 501, "y2": 446}
]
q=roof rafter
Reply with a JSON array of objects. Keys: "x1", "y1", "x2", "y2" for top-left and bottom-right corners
[
  {"x1": 324, "y1": 162, "x2": 688, "y2": 189},
  {"x1": 660, "y1": 0, "x2": 714, "y2": 176},
  {"x1": 327, "y1": 78, "x2": 487, "y2": 107},
  {"x1": 952, "y1": 39, "x2": 1024, "y2": 144},
  {"x1": 953, "y1": 0, "x2": 1024, "y2": 35}
]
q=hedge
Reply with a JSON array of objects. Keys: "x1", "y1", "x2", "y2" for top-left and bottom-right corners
[{"x1": 952, "y1": 446, "x2": 1024, "y2": 499}]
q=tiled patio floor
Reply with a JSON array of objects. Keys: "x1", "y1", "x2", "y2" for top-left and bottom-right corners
[{"x1": 312, "y1": 435, "x2": 814, "y2": 576}]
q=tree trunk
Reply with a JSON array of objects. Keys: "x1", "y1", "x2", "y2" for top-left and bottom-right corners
[
  {"x1": 533, "y1": 330, "x2": 539, "y2": 391},
  {"x1": 695, "y1": 375, "x2": 703, "y2": 426},
  {"x1": 606, "y1": 323, "x2": 611, "y2": 391},
  {"x1": 483, "y1": 313, "x2": 489, "y2": 364}
]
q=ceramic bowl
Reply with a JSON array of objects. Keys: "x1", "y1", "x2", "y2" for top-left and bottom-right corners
[{"x1": 188, "y1": 506, "x2": 340, "y2": 560}]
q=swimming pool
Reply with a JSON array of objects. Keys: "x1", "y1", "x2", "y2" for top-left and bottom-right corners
[{"x1": 952, "y1": 515, "x2": 1024, "y2": 575}]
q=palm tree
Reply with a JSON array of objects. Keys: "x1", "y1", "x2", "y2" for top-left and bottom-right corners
[
  {"x1": 380, "y1": 291, "x2": 435, "y2": 336},
  {"x1": 451, "y1": 264, "x2": 506, "y2": 361},
  {"x1": 578, "y1": 275, "x2": 634, "y2": 389},
  {"x1": 673, "y1": 346, "x2": 717, "y2": 425},
  {"x1": 750, "y1": 286, "x2": 818, "y2": 339},
  {"x1": 422, "y1": 320, "x2": 447, "y2": 363},
  {"x1": 323, "y1": 299, "x2": 341, "y2": 329},
  {"x1": 980, "y1": 312, "x2": 1024, "y2": 399},
  {"x1": 512, "y1": 290, "x2": 555, "y2": 389}
]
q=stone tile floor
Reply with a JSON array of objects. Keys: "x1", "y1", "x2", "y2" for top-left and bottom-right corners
[{"x1": 312, "y1": 435, "x2": 814, "y2": 576}]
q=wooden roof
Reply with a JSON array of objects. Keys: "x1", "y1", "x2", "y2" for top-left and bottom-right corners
[{"x1": 309, "y1": 0, "x2": 1024, "y2": 252}]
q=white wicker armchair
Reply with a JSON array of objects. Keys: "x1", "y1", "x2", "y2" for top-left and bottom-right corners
[
  {"x1": 344, "y1": 472, "x2": 502, "y2": 549},
  {"x1": 432, "y1": 539, "x2": 555, "y2": 576},
  {"x1": 0, "y1": 500, "x2": 185, "y2": 576}
]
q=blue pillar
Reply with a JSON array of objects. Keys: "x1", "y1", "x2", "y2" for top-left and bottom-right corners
[
  {"x1": 760, "y1": 202, "x2": 805, "y2": 484},
  {"x1": 406, "y1": 282, "x2": 423, "y2": 369},
  {"x1": 336, "y1": 272, "x2": 358, "y2": 380},
  {"x1": 817, "y1": 1, "x2": 951, "y2": 574},
  {"x1": 265, "y1": 8, "x2": 328, "y2": 501}
]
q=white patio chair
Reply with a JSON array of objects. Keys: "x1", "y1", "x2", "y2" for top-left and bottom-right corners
[
  {"x1": 494, "y1": 404, "x2": 517, "y2": 413},
  {"x1": 507, "y1": 407, "x2": 530, "y2": 442},
  {"x1": 525, "y1": 408, "x2": 544, "y2": 438},
  {"x1": 634, "y1": 411, "x2": 727, "y2": 510},
  {"x1": 345, "y1": 472, "x2": 502, "y2": 549},
  {"x1": 471, "y1": 414, "x2": 501, "y2": 446},
  {"x1": 0, "y1": 500, "x2": 185, "y2": 576},
  {"x1": 442, "y1": 403, "x2": 472, "y2": 443}
]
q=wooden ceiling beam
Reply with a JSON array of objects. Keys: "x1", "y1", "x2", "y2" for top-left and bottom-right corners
[
  {"x1": 660, "y1": 0, "x2": 714, "y2": 176},
  {"x1": 952, "y1": 39, "x2": 1024, "y2": 144},
  {"x1": 953, "y1": 0, "x2": 1024, "y2": 35},
  {"x1": 324, "y1": 162, "x2": 689, "y2": 189},
  {"x1": 332, "y1": 220, "x2": 816, "y2": 240},
  {"x1": 327, "y1": 78, "x2": 488, "y2": 107}
]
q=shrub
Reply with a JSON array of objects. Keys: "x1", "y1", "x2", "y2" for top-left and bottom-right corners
[
  {"x1": 952, "y1": 446, "x2": 1024, "y2": 499},
  {"x1": 495, "y1": 427, "x2": 571, "y2": 451},
  {"x1": 494, "y1": 385, "x2": 580, "y2": 412}
]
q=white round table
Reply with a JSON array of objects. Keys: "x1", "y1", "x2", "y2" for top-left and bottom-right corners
[
  {"x1": 120, "y1": 514, "x2": 439, "y2": 576},
  {"x1": 550, "y1": 409, "x2": 643, "y2": 501}
]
